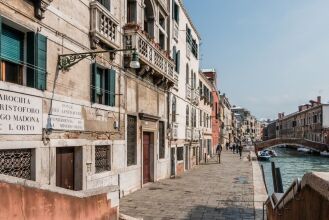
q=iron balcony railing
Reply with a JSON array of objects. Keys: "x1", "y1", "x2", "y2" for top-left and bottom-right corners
[
  {"x1": 186, "y1": 84, "x2": 191, "y2": 100},
  {"x1": 173, "y1": 21, "x2": 179, "y2": 41},
  {"x1": 172, "y1": 123, "x2": 178, "y2": 139},
  {"x1": 186, "y1": 127, "x2": 192, "y2": 140}
]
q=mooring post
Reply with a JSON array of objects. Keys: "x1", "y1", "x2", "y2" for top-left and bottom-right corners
[
  {"x1": 275, "y1": 167, "x2": 284, "y2": 193},
  {"x1": 261, "y1": 164, "x2": 268, "y2": 194},
  {"x1": 271, "y1": 162, "x2": 278, "y2": 193}
]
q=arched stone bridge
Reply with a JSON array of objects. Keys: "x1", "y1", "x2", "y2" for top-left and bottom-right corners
[{"x1": 254, "y1": 138, "x2": 329, "y2": 153}]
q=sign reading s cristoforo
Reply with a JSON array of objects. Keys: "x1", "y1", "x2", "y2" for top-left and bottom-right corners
[{"x1": 0, "y1": 90, "x2": 43, "y2": 134}]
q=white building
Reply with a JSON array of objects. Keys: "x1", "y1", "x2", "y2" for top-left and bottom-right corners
[
  {"x1": 169, "y1": 0, "x2": 201, "y2": 175},
  {"x1": 0, "y1": 0, "x2": 185, "y2": 203}
]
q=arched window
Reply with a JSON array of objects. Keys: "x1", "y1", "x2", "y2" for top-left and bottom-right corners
[
  {"x1": 172, "y1": 96, "x2": 176, "y2": 122},
  {"x1": 186, "y1": 105, "x2": 190, "y2": 126},
  {"x1": 186, "y1": 63, "x2": 189, "y2": 84}
]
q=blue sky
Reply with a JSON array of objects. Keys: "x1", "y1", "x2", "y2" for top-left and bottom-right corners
[{"x1": 184, "y1": 0, "x2": 329, "y2": 119}]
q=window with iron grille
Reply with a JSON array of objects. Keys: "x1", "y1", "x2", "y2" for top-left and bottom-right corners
[
  {"x1": 159, "y1": 121, "x2": 165, "y2": 159},
  {"x1": 95, "y1": 145, "x2": 111, "y2": 173},
  {"x1": 127, "y1": 115, "x2": 137, "y2": 166},
  {"x1": 0, "y1": 149, "x2": 32, "y2": 180}
]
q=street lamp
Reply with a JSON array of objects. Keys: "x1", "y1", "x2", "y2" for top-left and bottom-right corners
[
  {"x1": 129, "y1": 51, "x2": 140, "y2": 69},
  {"x1": 58, "y1": 48, "x2": 140, "y2": 71}
]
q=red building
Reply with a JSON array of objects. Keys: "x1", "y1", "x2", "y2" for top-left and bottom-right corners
[{"x1": 202, "y1": 69, "x2": 221, "y2": 152}]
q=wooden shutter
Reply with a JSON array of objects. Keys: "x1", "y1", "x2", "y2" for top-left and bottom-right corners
[
  {"x1": 105, "y1": 68, "x2": 116, "y2": 107},
  {"x1": 36, "y1": 34, "x2": 47, "y2": 90},
  {"x1": 1, "y1": 24, "x2": 24, "y2": 64},
  {"x1": 91, "y1": 63, "x2": 97, "y2": 103},
  {"x1": 26, "y1": 32, "x2": 47, "y2": 90},
  {"x1": 176, "y1": 50, "x2": 180, "y2": 73}
]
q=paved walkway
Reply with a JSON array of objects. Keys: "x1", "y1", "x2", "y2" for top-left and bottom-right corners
[{"x1": 120, "y1": 150, "x2": 257, "y2": 220}]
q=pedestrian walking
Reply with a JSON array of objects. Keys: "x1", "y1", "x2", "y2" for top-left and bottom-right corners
[
  {"x1": 232, "y1": 143, "x2": 236, "y2": 154},
  {"x1": 226, "y1": 142, "x2": 230, "y2": 151},
  {"x1": 216, "y1": 144, "x2": 222, "y2": 164},
  {"x1": 236, "y1": 144, "x2": 239, "y2": 154},
  {"x1": 239, "y1": 144, "x2": 243, "y2": 159}
]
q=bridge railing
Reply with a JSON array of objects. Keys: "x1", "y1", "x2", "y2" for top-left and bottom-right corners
[{"x1": 255, "y1": 138, "x2": 329, "y2": 152}]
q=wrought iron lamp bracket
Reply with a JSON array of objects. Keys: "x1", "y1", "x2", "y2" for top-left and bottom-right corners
[{"x1": 58, "y1": 48, "x2": 136, "y2": 71}]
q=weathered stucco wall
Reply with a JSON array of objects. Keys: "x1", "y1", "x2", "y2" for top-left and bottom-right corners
[{"x1": 0, "y1": 175, "x2": 118, "y2": 220}]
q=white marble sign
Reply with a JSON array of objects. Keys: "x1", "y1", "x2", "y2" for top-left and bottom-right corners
[
  {"x1": 0, "y1": 90, "x2": 42, "y2": 134},
  {"x1": 44, "y1": 100, "x2": 84, "y2": 131},
  {"x1": 45, "y1": 115, "x2": 84, "y2": 131},
  {"x1": 50, "y1": 100, "x2": 82, "y2": 119}
]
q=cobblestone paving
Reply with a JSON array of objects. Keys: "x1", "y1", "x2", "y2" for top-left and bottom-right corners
[{"x1": 120, "y1": 150, "x2": 257, "y2": 220}]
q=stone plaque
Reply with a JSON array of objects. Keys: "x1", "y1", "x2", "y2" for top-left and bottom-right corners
[
  {"x1": 44, "y1": 115, "x2": 84, "y2": 131},
  {"x1": 0, "y1": 90, "x2": 42, "y2": 134},
  {"x1": 50, "y1": 100, "x2": 82, "y2": 119},
  {"x1": 44, "y1": 100, "x2": 84, "y2": 131}
]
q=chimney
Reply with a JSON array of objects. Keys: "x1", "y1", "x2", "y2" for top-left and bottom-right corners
[
  {"x1": 317, "y1": 96, "x2": 321, "y2": 104},
  {"x1": 278, "y1": 113, "x2": 281, "y2": 119},
  {"x1": 281, "y1": 112, "x2": 285, "y2": 117},
  {"x1": 298, "y1": 106, "x2": 302, "y2": 112}
]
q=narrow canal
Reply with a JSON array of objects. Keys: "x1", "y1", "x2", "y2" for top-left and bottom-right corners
[{"x1": 259, "y1": 147, "x2": 329, "y2": 194}]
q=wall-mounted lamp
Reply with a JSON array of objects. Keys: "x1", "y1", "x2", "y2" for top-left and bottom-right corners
[{"x1": 58, "y1": 48, "x2": 140, "y2": 71}]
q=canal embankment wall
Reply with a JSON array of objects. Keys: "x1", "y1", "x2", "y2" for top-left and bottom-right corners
[
  {"x1": 266, "y1": 172, "x2": 329, "y2": 220},
  {"x1": 250, "y1": 151, "x2": 268, "y2": 220},
  {"x1": 0, "y1": 174, "x2": 119, "y2": 220}
]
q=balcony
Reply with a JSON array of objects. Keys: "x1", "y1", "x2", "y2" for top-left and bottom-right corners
[
  {"x1": 90, "y1": 1, "x2": 119, "y2": 49},
  {"x1": 191, "y1": 89, "x2": 200, "y2": 105},
  {"x1": 172, "y1": 123, "x2": 178, "y2": 139},
  {"x1": 123, "y1": 25, "x2": 176, "y2": 86},
  {"x1": 186, "y1": 43, "x2": 191, "y2": 59},
  {"x1": 192, "y1": 129, "x2": 200, "y2": 141},
  {"x1": 186, "y1": 84, "x2": 191, "y2": 100},
  {"x1": 186, "y1": 127, "x2": 192, "y2": 140},
  {"x1": 173, "y1": 21, "x2": 179, "y2": 41}
]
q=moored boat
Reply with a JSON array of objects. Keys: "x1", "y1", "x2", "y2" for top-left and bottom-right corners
[
  {"x1": 320, "y1": 151, "x2": 329, "y2": 157},
  {"x1": 257, "y1": 151, "x2": 271, "y2": 161},
  {"x1": 297, "y1": 147, "x2": 311, "y2": 153}
]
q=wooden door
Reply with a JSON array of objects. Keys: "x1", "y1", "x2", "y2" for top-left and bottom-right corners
[
  {"x1": 170, "y1": 148, "x2": 175, "y2": 176},
  {"x1": 56, "y1": 148, "x2": 75, "y2": 190},
  {"x1": 143, "y1": 133, "x2": 151, "y2": 184},
  {"x1": 185, "y1": 146, "x2": 189, "y2": 170}
]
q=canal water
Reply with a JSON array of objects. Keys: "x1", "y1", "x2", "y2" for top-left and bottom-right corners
[{"x1": 259, "y1": 147, "x2": 329, "y2": 194}]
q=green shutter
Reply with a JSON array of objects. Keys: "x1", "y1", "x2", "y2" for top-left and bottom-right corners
[
  {"x1": 36, "y1": 34, "x2": 47, "y2": 90},
  {"x1": 26, "y1": 32, "x2": 47, "y2": 90},
  {"x1": 91, "y1": 63, "x2": 97, "y2": 103},
  {"x1": 1, "y1": 24, "x2": 24, "y2": 64},
  {"x1": 176, "y1": 50, "x2": 180, "y2": 73},
  {"x1": 172, "y1": 46, "x2": 176, "y2": 64},
  {"x1": 105, "y1": 69, "x2": 116, "y2": 107}
]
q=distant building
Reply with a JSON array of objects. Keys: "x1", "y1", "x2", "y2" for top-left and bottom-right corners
[{"x1": 276, "y1": 96, "x2": 329, "y2": 144}]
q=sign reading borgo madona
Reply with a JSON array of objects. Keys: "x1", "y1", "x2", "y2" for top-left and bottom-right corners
[{"x1": 0, "y1": 90, "x2": 42, "y2": 134}]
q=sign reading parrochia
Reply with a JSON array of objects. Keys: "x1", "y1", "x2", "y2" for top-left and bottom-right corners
[{"x1": 0, "y1": 90, "x2": 42, "y2": 134}]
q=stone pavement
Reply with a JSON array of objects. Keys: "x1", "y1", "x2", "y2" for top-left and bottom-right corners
[{"x1": 120, "y1": 150, "x2": 258, "y2": 220}]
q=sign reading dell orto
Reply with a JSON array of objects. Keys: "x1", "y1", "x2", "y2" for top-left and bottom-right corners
[{"x1": 0, "y1": 90, "x2": 43, "y2": 134}]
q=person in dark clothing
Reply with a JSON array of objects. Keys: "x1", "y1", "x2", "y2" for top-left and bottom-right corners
[
  {"x1": 238, "y1": 144, "x2": 243, "y2": 159},
  {"x1": 236, "y1": 144, "x2": 239, "y2": 154},
  {"x1": 216, "y1": 144, "x2": 223, "y2": 164},
  {"x1": 226, "y1": 142, "x2": 230, "y2": 150}
]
